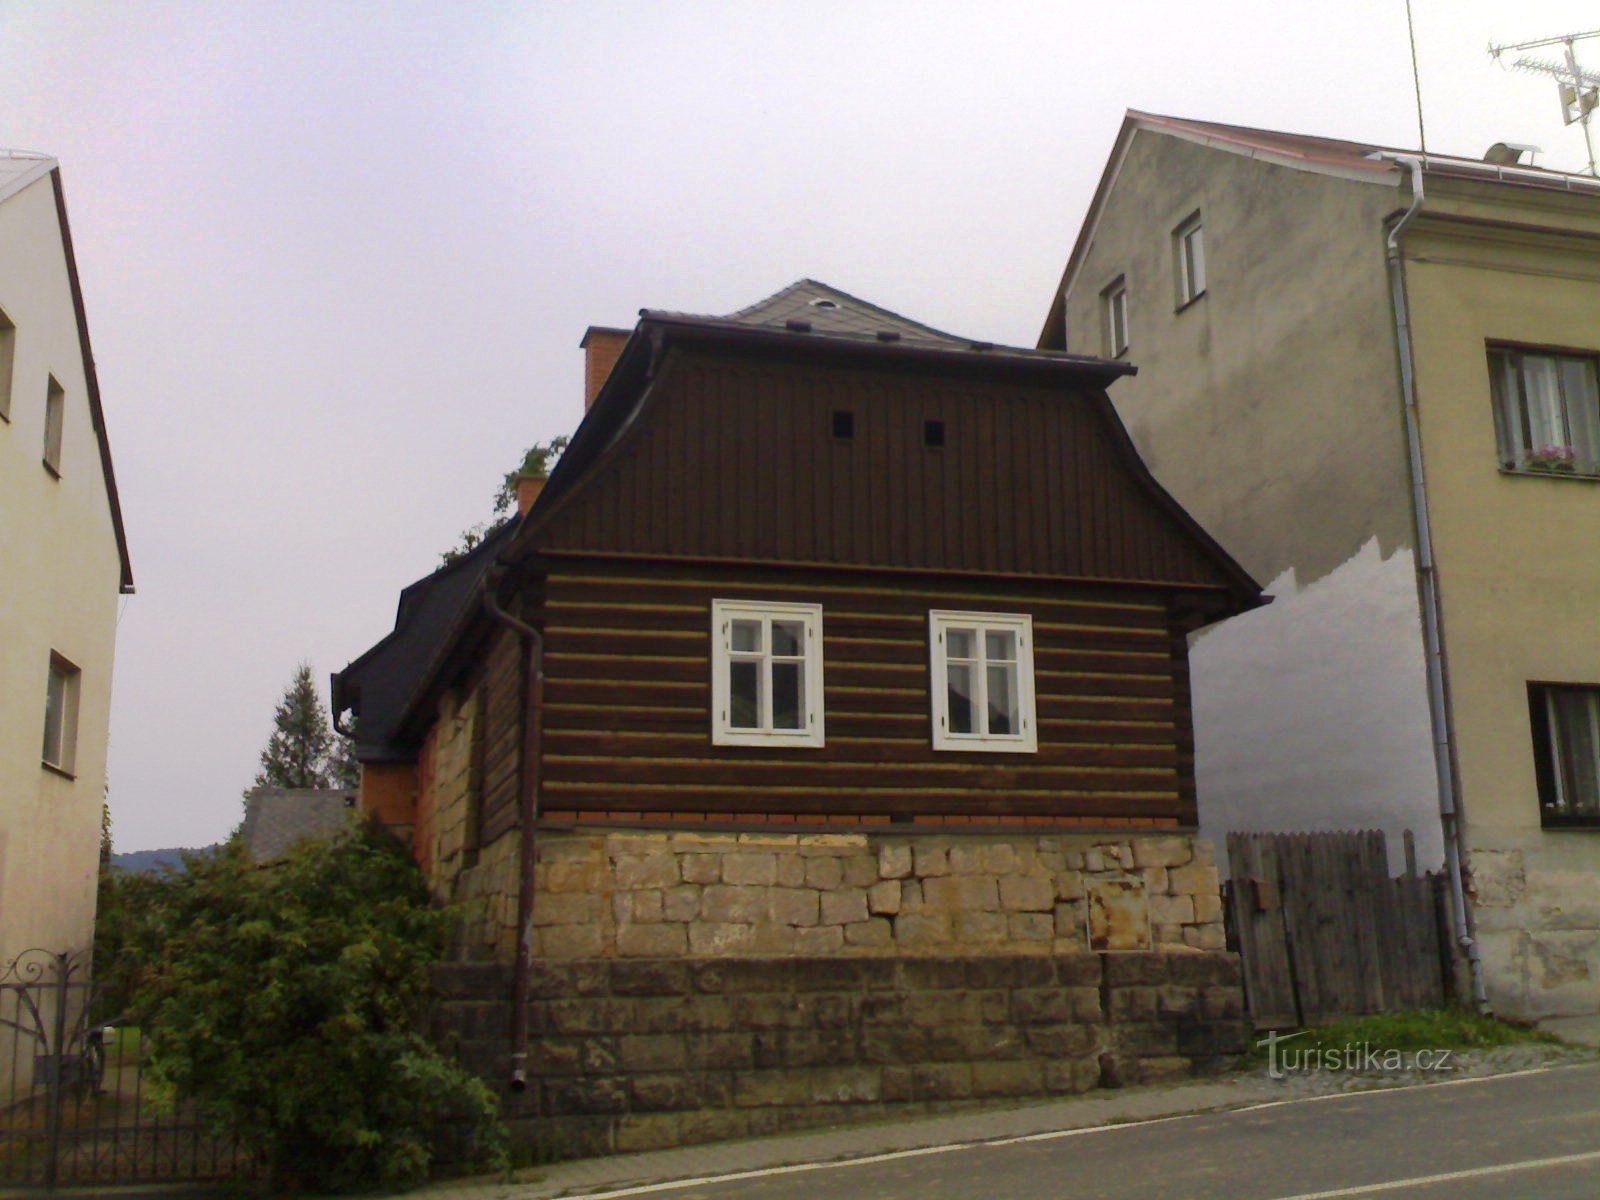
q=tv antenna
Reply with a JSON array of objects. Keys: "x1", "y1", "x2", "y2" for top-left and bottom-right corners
[{"x1": 1490, "y1": 29, "x2": 1600, "y2": 175}]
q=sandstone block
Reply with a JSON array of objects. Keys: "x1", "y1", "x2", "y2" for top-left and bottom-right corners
[
  {"x1": 953, "y1": 910, "x2": 1007, "y2": 944},
  {"x1": 899, "y1": 879, "x2": 924, "y2": 913},
  {"x1": 533, "y1": 892, "x2": 603, "y2": 927},
  {"x1": 1185, "y1": 924, "x2": 1227, "y2": 950},
  {"x1": 1150, "y1": 894, "x2": 1195, "y2": 926},
  {"x1": 971, "y1": 1059, "x2": 1043, "y2": 1097},
  {"x1": 820, "y1": 888, "x2": 869, "y2": 926},
  {"x1": 750, "y1": 923, "x2": 798, "y2": 955},
  {"x1": 723, "y1": 852, "x2": 778, "y2": 886},
  {"x1": 615, "y1": 852, "x2": 680, "y2": 889},
  {"x1": 1054, "y1": 902, "x2": 1086, "y2": 941},
  {"x1": 614, "y1": 1112, "x2": 681, "y2": 1151},
  {"x1": 1054, "y1": 872, "x2": 1086, "y2": 901},
  {"x1": 878, "y1": 843, "x2": 912, "y2": 879},
  {"x1": 1169, "y1": 864, "x2": 1221, "y2": 897},
  {"x1": 867, "y1": 880, "x2": 901, "y2": 915},
  {"x1": 1008, "y1": 912, "x2": 1054, "y2": 943},
  {"x1": 1000, "y1": 875, "x2": 1055, "y2": 912},
  {"x1": 688, "y1": 921, "x2": 758, "y2": 955},
  {"x1": 841, "y1": 855, "x2": 879, "y2": 888},
  {"x1": 701, "y1": 885, "x2": 769, "y2": 923},
  {"x1": 632, "y1": 889, "x2": 664, "y2": 923},
  {"x1": 793, "y1": 924, "x2": 845, "y2": 953},
  {"x1": 914, "y1": 845, "x2": 949, "y2": 877},
  {"x1": 1143, "y1": 866, "x2": 1169, "y2": 893},
  {"x1": 1083, "y1": 850, "x2": 1105, "y2": 872},
  {"x1": 947, "y1": 844, "x2": 982, "y2": 875},
  {"x1": 798, "y1": 833, "x2": 866, "y2": 848},
  {"x1": 923, "y1": 875, "x2": 999, "y2": 913},
  {"x1": 617, "y1": 924, "x2": 688, "y2": 958},
  {"x1": 737, "y1": 833, "x2": 799, "y2": 846},
  {"x1": 1154, "y1": 923, "x2": 1186, "y2": 948},
  {"x1": 774, "y1": 854, "x2": 806, "y2": 887},
  {"x1": 663, "y1": 885, "x2": 702, "y2": 923},
  {"x1": 540, "y1": 861, "x2": 606, "y2": 893},
  {"x1": 804, "y1": 856, "x2": 843, "y2": 890},
  {"x1": 1133, "y1": 836, "x2": 1194, "y2": 869},
  {"x1": 895, "y1": 913, "x2": 952, "y2": 948},
  {"x1": 844, "y1": 918, "x2": 893, "y2": 948},
  {"x1": 681, "y1": 854, "x2": 722, "y2": 885},
  {"x1": 769, "y1": 886, "x2": 820, "y2": 926},
  {"x1": 1193, "y1": 892, "x2": 1223, "y2": 924},
  {"x1": 978, "y1": 842, "x2": 1019, "y2": 875}
]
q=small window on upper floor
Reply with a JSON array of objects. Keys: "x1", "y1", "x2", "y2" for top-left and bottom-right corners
[
  {"x1": 0, "y1": 307, "x2": 14, "y2": 422},
  {"x1": 929, "y1": 611, "x2": 1037, "y2": 753},
  {"x1": 1529, "y1": 683, "x2": 1600, "y2": 827},
  {"x1": 1174, "y1": 213, "x2": 1205, "y2": 308},
  {"x1": 1101, "y1": 277, "x2": 1128, "y2": 358},
  {"x1": 711, "y1": 599, "x2": 824, "y2": 748},
  {"x1": 1488, "y1": 346, "x2": 1600, "y2": 477},
  {"x1": 42, "y1": 652, "x2": 81, "y2": 776},
  {"x1": 43, "y1": 375, "x2": 64, "y2": 476}
]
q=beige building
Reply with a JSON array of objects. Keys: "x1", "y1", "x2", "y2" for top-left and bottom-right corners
[
  {"x1": 1045, "y1": 112, "x2": 1600, "y2": 1019},
  {"x1": 0, "y1": 152, "x2": 132, "y2": 966}
]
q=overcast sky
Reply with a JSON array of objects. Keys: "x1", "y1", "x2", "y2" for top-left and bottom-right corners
[{"x1": 7, "y1": 1, "x2": 1599, "y2": 851}]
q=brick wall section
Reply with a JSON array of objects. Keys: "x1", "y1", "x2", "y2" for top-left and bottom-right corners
[
  {"x1": 432, "y1": 951, "x2": 1246, "y2": 1159},
  {"x1": 496, "y1": 830, "x2": 1224, "y2": 962}
]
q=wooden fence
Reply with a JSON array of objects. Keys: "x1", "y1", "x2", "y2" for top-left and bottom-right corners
[{"x1": 1225, "y1": 831, "x2": 1451, "y2": 1028}]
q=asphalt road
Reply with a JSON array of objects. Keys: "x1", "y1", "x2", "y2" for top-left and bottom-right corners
[{"x1": 585, "y1": 1063, "x2": 1600, "y2": 1200}]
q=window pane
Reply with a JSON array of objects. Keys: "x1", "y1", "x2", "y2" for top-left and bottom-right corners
[
  {"x1": 731, "y1": 620, "x2": 761, "y2": 653},
  {"x1": 946, "y1": 629, "x2": 975, "y2": 660},
  {"x1": 1186, "y1": 226, "x2": 1205, "y2": 295},
  {"x1": 1522, "y1": 356, "x2": 1567, "y2": 449},
  {"x1": 772, "y1": 662, "x2": 803, "y2": 729},
  {"x1": 1560, "y1": 358, "x2": 1600, "y2": 469},
  {"x1": 1553, "y1": 690, "x2": 1600, "y2": 815},
  {"x1": 947, "y1": 663, "x2": 975, "y2": 734},
  {"x1": 987, "y1": 662, "x2": 1018, "y2": 736},
  {"x1": 984, "y1": 630, "x2": 1016, "y2": 662},
  {"x1": 771, "y1": 620, "x2": 802, "y2": 657},
  {"x1": 42, "y1": 665, "x2": 65, "y2": 764},
  {"x1": 729, "y1": 661, "x2": 761, "y2": 729}
]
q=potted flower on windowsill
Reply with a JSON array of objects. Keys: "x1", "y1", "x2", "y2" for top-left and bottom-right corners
[{"x1": 1521, "y1": 444, "x2": 1581, "y2": 474}]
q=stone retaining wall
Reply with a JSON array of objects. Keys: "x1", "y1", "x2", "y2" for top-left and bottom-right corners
[
  {"x1": 489, "y1": 829, "x2": 1225, "y2": 962},
  {"x1": 433, "y1": 950, "x2": 1246, "y2": 1159}
]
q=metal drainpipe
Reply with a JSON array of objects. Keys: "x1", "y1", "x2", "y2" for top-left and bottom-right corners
[
  {"x1": 483, "y1": 576, "x2": 545, "y2": 1090},
  {"x1": 1382, "y1": 154, "x2": 1489, "y2": 1012}
]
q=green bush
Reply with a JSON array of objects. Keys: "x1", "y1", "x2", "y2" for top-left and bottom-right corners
[{"x1": 101, "y1": 821, "x2": 506, "y2": 1191}]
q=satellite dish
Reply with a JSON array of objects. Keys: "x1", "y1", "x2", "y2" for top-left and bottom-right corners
[{"x1": 1483, "y1": 142, "x2": 1541, "y2": 165}]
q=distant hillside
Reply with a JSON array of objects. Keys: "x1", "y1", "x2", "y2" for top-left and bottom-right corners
[{"x1": 109, "y1": 845, "x2": 220, "y2": 874}]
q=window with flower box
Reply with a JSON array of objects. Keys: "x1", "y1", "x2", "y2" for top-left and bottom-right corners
[{"x1": 1488, "y1": 347, "x2": 1600, "y2": 477}]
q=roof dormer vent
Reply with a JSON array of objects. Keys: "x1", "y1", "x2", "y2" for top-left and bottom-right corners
[{"x1": 1484, "y1": 142, "x2": 1541, "y2": 166}]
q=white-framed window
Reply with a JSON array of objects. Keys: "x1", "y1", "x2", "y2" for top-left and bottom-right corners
[
  {"x1": 1174, "y1": 212, "x2": 1205, "y2": 307},
  {"x1": 929, "y1": 610, "x2": 1037, "y2": 753},
  {"x1": 1531, "y1": 683, "x2": 1600, "y2": 827},
  {"x1": 1101, "y1": 277, "x2": 1128, "y2": 357},
  {"x1": 1488, "y1": 347, "x2": 1600, "y2": 476},
  {"x1": 42, "y1": 652, "x2": 81, "y2": 775},
  {"x1": 711, "y1": 599, "x2": 824, "y2": 747},
  {"x1": 43, "y1": 374, "x2": 64, "y2": 476}
]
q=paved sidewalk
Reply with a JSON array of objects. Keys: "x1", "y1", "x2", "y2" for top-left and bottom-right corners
[{"x1": 395, "y1": 1072, "x2": 1386, "y2": 1200}]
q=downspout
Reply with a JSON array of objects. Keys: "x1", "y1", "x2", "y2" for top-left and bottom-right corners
[
  {"x1": 483, "y1": 573, "x2": 545, "y2": 1090},
  {"x1": 1382, "y1": 154, "x2": 1489, "y2": 1012}
]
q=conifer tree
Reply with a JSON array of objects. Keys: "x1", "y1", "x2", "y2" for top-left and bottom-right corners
[{"x1": 254, "y1": 663, "x2": 339, "y2": 789}]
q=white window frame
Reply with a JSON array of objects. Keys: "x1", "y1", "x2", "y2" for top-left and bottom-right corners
[
  {"x1": 928, "y1": 610, "x2": 1037, "y2": 753},
  {"x1": 42, "y1": 652, "x2": 81, "y2": 776},
  {"x1": 1101, "y1": 277, "x2": 1128, "y2": 357},
  {"x1": 711, "y1": 599, "x2": 824, "y2": 748},
  {"x1": 1174, "y1": 213, "x2": 1205, "y2": 307}
]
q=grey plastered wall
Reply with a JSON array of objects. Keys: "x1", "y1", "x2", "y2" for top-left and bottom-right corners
[{"x1": 1058, "y1": 129, "x2": 1442, "y2": 867}]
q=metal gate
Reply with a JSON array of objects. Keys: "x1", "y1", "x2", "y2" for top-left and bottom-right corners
[
  {"x1": 0, "y1": 949, "x2": 256, "y2": 1189},
  {"x1": 1225, "y1": 831, "x2": 1452, "y2": 1028}
]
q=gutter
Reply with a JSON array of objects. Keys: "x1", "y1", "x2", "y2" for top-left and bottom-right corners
[
  {"x1": 1381, "y1": 154, "x2": 1489, "y2": 1012},
  {"x1": 482, "y1": 571, "x2": 545, "y2": 1092}
]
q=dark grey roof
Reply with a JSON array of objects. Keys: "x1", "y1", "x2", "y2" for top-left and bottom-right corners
[
  {"x1": 331, "y1": 518, "x2": 516, "y2": 760},
  {"x1": 648, "y1": 279, "x2": 968, "y2": 346},
  {"x1": 239, "y1": 788, "x2": 357, "y2": 862}
]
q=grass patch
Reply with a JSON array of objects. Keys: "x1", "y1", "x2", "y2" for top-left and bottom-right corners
[{"x1": 1245, "y1": 1009, "x2": 1558, "y2": 1064}]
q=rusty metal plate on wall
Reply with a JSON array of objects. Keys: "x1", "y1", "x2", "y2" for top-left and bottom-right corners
[{"x1": 1086, "y1": 878, "x2": 1151, "y2": 951}]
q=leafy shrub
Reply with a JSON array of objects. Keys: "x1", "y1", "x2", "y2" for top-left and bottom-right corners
[{"x1": 101, "y1": 821, "x2": 506, "y2": 1191}]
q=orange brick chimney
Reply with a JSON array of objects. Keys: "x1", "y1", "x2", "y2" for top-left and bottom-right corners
[
  {"x1": 515, "y1": 473, "x2": 546, "y2": 516},
  {"x1": 580, "y1": 326, "x2": 630, "y2": 410}
]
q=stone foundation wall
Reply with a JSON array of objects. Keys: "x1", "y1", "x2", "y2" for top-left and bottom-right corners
[
  {"x1": 514, "y1": 829, "x2": 1224, "y2": 962},
  {"x1": 433, "y1": 950, "x2": 1246, "y2": 1158}
]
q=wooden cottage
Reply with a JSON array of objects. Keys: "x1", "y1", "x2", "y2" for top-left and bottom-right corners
[{"x1": 334, "y1": 280, "x2": 1262, "y2": 968}]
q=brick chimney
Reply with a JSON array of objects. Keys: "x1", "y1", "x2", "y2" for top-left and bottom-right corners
[
  {"x1": 515, "y1": 473, "x2": 546, "y2": 516},
  {"x1": 580, "y1": 326, "x2": 630, "y2": 410}
]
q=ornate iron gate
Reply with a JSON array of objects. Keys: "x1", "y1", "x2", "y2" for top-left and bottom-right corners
[{"x1": 0, "y1": 949, "x2": 256, "y2": 1189}]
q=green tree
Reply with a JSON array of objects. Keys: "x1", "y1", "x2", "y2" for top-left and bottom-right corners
[
  {"x1": 441, "y1": 436, "x2": 569, "y2": 566},
  {"x1": 105, "y1": 823, "x2": 506, "y2": 1191},
  {"x1": 254, "y1": 663, "x2": 343, "y2": 789}
]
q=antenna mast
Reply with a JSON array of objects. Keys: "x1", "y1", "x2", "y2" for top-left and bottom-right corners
[{"x1": 1490, "y1": 29, "x2": 1600, "y2": 175}]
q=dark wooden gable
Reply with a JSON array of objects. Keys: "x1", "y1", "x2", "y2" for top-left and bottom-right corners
[{"x1": 528, "y1": 345, "x2": 1238, "y2": 592}]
